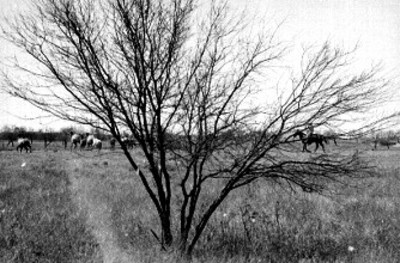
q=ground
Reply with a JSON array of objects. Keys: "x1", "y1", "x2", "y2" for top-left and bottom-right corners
[
  {"x1": 69, "y1": 158, "x2": 137, "y2": 263},
  {"x1": 1, "y1": 140, "x2": 400, "y2": 262}
]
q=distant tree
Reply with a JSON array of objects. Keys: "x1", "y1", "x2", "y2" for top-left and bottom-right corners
[
  {"x1": 0, "y1": 126, "x2": 15, "y2": 146},
  {"x1": 90, "y1": 127, "x2": 107, "y2": 140},
  {"x1": 0, "y1": 125, "x2": 13, "y2": 133},
  {"x1": 59, "y1": 127, "x2": 74, "y2": 148},
  {"x1": 0, "y1": 126, "x2": 27, "y2": 146},
  {"x1": 42, "y1": 130, "x2": 57, "y2": 148},
  {"x1": 59, "y1": 127, "x2": 74, "y2": 135},
  {"x1": 0, "y1": 0, "x2": 392, "y2": 255}
]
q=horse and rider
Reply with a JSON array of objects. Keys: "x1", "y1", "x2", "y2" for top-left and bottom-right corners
[{"x1": 293, "y1": 124, "x2": 329, "y2": 153}]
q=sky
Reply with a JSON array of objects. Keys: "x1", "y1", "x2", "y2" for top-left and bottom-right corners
[{"x1": 1, "y1": 0, "x2": 400, "y2": 131}]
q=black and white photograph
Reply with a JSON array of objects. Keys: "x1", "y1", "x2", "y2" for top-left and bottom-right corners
[{"x1": 1, "y1": 0, "x2": 400, "y2": 262}]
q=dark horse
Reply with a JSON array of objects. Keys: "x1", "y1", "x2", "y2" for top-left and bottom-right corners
[
  {"x1": 293, "y1": 130, "x2": 328, "y2": 152},
  {"x1": 16, "y1": 137, "x2": 32, "y2": 153}
]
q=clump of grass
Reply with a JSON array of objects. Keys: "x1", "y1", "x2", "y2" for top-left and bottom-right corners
[
  {"x1": 191, "y1": 192, "x2": 347, "y2": 262},
  {"x1": 0, "y1": 152, "x2": 100, "y2": 262}
]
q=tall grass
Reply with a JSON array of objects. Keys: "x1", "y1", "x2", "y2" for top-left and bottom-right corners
[
  {"x1": 2, "y1": 147, "x2": 400, "y2": 262},
  {"x1": 0, "y1": 152, "x2": 100, "y2": 262},
  {"x1": 72, "y1": 149, "x2": 400, "y2": 262}
]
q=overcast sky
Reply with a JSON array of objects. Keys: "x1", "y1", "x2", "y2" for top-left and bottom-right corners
[{"x1": 1, "y1": 0, "x2": 400, "y2": 130}]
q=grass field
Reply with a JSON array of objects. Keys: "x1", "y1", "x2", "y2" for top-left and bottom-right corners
[{"x1": 1, "y1": 141, "x2": 400, "y2": 262}]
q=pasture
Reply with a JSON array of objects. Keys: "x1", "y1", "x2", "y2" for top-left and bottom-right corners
[{"x1": 1, "y1": 140, "x2": 400, "y2": 262}]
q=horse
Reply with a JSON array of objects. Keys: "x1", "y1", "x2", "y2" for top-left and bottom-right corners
[
  {"x1": 85, "y1": 134, "x2": 102, "y2": 152},
  {"x1": 92, "y1": 138, "x2": 102, "y2": 152},
  {"x1": 70, "y1": 132, "x2": 81, "y2": 150},
  {"x1": 86, "y1": 134, "x2": 94, "y2": 148},
  {"x1": 109, "y1": 138, "x2": 116, "y2": 150},
  {"x1": 16, "y1": 137, "x2": 31, "y2": 153},
  {"x1": 373, "y1": 138, "x2": 397, "y2": 150},
  {"x1": 121, "y1": 137, "x2": 135, "y2": 149},
  {"x1": 79, "y1": 135, "x2": 87, "y2": 150},
  {"x1": 293, "y1": 130, "x2": 328, "y2": 153},
  {"x1": 323, "y1": 130, "x2": 339, "y2": 146}
]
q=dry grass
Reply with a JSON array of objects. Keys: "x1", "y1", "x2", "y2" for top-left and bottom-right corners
[
  {"x1": 0, "y1": 151, "x2": 101, "y2": 262},
  {"x1": 1, "y1": 143, "x2": 400, "y2": 262}
]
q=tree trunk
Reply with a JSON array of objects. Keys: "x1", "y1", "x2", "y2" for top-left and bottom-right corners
[{"x1": 161, "y1": 212, "x2": 173, "y2": 247}]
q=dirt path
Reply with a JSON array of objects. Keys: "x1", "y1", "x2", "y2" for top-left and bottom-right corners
[{"x1": 68, "y1": 160, "x2": 138, "y2": 263}]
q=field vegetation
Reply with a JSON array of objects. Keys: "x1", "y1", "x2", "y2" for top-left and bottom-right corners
[
  {"x1": 1, "y1": 141, "x2": 400, "y2": 262},
  {"x1": 0, "y1": 150, "x2": 100, "y2": 262}
]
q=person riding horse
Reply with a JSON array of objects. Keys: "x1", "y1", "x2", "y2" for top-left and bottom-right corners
[
  {"x1": 293, "y1": 127, "x2": 328, "y2": 153},
  {"x1": 307, "y1": 124, "x2": 314, "y2": 136}
]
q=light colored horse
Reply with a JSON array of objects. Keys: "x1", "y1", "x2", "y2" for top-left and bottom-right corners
[
  {"x1": 70, "y1": 132, "x2": 81, "y2": 150},
  {"x1": 85, "y1": 134, "x2": 102, "y2": 152},
  {"x1": 92, "y1": 138, "x2": 102, "y2": 152},
  {"x1": 86, "y1": 134, "x2": 94, "y2": 148},
  {"x1": 16, "y1": 138, "x2": 31, "y2": 153}
]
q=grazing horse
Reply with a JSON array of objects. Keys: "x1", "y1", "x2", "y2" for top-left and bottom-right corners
[
  {"x1": 85, "y1": 134, "x2": 102, "y2": 152},
  {"x1": 16, "y1": 138, "x2": 31, "y2": 153},
  {"x1": 92, "y1": 138, "x2": 102, "y2": 152},
  {"x1": 79, "y1": 135, "x2": 87, "y2": 150},
  {"x1": 70, "y1": 132, "x2": 81, "y2": 150},
  {"x1": 109, "y1": 138, "x2": 116, "y2": 150},
  {"x1": 373, "y1": 139, "x2": 397, "y2": 150},
  {"x1": 86, "y1": 134, "x2": 94, "y2": 148},
  {"x1": 293, "y1": 130, "x2": 328, "y2": 152},
  {"x1": 121, "y1": 137, "x2": 135, "y2": 149}
]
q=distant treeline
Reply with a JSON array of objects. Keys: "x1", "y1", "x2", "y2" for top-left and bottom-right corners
[{"x1": 2, "y1": 125, "x2": 400, "y2": 150}]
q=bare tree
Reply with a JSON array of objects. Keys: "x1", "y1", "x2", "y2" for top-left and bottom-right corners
[
  {"x1": 0, "y1": 126, "x2": 22, "y2": 146},
  {"x1": 0, "y1": 0, "x2": 390, "y2": 254}
]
